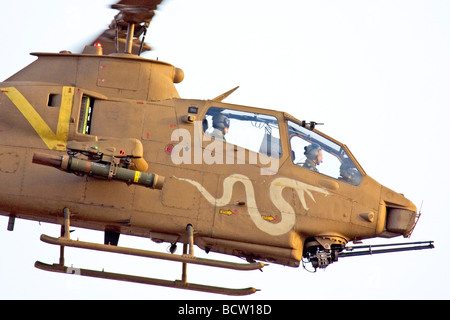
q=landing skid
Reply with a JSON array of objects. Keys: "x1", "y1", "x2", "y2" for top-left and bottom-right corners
[
  {"x1": 35, "y1": 208, "x2": 264, "y2": 296},
  {"x1": 35, "y1": 261, "x2": 258, "y2": 296}
]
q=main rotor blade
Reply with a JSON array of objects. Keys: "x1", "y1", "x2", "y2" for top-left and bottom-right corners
[{"x1": 113, "y1": 0, "x2": 163, "y2": 9}]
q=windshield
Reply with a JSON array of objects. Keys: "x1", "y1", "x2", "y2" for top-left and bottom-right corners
[
  {"x1": 287, "y1": 121, "x2": 362, "y2": 186},
  {"x1": 204, "y1": 107, "x2": 282, "y2": 159}
]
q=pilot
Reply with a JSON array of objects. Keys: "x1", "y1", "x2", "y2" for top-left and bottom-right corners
[
  {"x1": 210, "y1": 114, "x2": 230, "y2": 141},
  {"x1": 303, "y1": 143, "x2": 323, "y2": 172},
  {"x1": 339, "y1": 162, "x2": 362, "y2": 185}
]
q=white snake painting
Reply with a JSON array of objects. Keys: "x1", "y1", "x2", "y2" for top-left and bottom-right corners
[{"x1": 176, "y1": 174, "x2": 329, "y2": 236}]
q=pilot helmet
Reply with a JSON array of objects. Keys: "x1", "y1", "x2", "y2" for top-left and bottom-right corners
[
  {"x1": 304, "y1": 143, "x2": 322, "y2": 160},
  {"x1": 339, "y1": 162, "x2": 361, "y2": 184},
  {"x1": 340, "y1": 163, "x2": 354, "y2": 180},
  {"x1": 212, "y1": 114, "x2": 230, "y2": 131}
]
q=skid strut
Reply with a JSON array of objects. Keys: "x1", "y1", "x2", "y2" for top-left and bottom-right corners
[{"x1": 35, "y1": 209, "x2": 264, "y2": 296}]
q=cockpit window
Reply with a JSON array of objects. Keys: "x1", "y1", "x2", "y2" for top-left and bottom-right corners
[
  {"x1": 288, "y1": 121, "x2": 362, "y2": 186},
  {"x1": 204, "y1": 107, "x2": 282, "y2": 159}
]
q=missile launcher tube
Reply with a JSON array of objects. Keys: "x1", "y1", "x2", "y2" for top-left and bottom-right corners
[{"x1": 32, "y1": 152, "x2": 164, "y2": 189}]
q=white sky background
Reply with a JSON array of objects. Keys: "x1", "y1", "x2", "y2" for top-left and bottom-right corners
[{"x1": 0, "y1": 0, "x2": 448, "y2": 299}]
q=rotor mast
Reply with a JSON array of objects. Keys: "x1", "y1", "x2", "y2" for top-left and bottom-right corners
[
  {"x1": 125, "y1": 22, "x2": 135, "y2": 54},
  {"x1": 111, "y1": 1, "x2": 161, "y2": 55}
]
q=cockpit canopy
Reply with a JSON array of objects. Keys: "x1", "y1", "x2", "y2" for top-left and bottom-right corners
[
  {"x1": 287, "y1": 121, "x2": 363, "y2": 186},
  {"x1": 204, "y1": 106, "x2": 363, "y2": 186}
]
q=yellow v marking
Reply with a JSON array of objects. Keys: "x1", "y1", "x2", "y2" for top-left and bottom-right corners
[{"x1": 1, "y1": 86, "x2": 74, "y2": 150}]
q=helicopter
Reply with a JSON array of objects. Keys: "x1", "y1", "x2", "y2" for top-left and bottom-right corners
[{"x1": 0, "y1": 0, "x2": 434, "y2": 296}]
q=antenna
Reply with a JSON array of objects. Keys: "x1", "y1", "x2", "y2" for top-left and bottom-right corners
[{"x1": 406, "y1": 200, "x2": 424, "y2": 238}]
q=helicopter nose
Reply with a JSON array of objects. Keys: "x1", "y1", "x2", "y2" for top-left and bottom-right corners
[{"x1": 380, "y1": 187, "x2": 418, "y2": 238}]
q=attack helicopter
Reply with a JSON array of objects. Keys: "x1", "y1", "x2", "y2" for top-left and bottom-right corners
[{"x1": 0, "y1": 0, "x2": 434, "y2": 296}]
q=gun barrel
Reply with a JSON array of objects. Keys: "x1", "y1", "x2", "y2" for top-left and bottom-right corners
[{"x1": 339, "y1": 241, "x2": 434, "y2": 258}]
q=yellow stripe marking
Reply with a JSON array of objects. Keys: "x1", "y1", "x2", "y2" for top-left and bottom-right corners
[
  {"x1": 134, "y1": 171, "x2": 141, "y2": 183},
  {"x1": 57, "y1": 87, "x2": 75, "y2": 148},
  {"x1": 1, "y1": 86, "x2": 74, "y2": 150}
]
